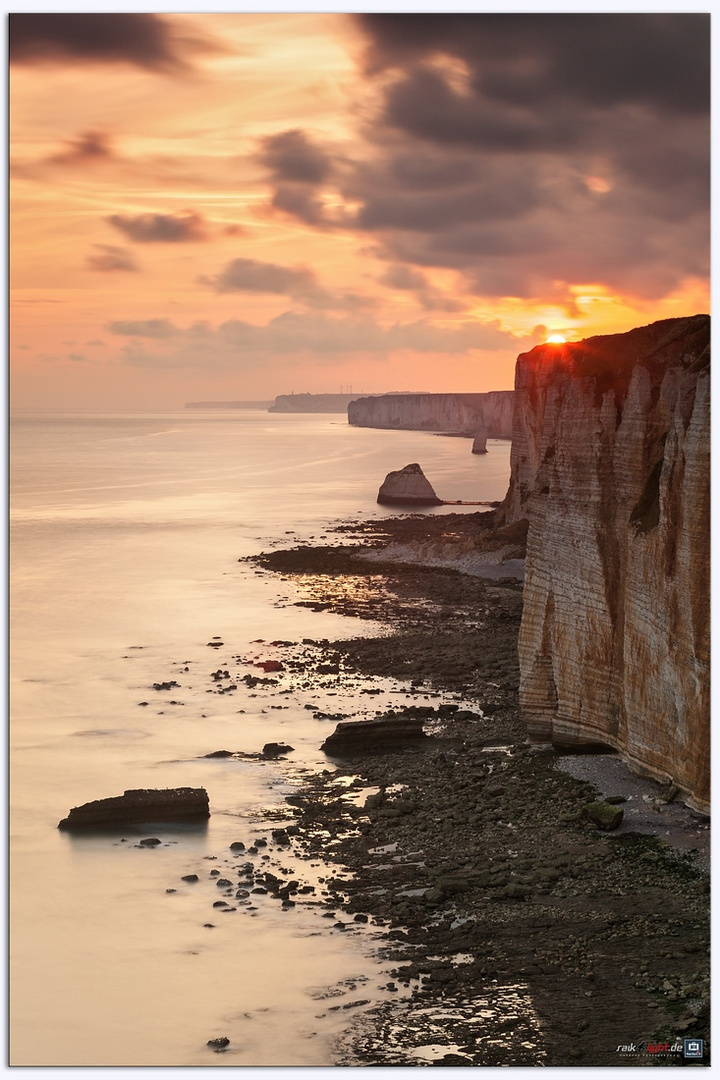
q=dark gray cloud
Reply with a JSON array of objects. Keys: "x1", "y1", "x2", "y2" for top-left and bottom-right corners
[
  {"x1": 86, "y1": 245, "x2": 139, "y2": 273},
  {"x1": 259, "y1": 129, "x2": 332, "y2": 184},
  {"x1": 332, "y1": 14, "x2": 709, "y2": 301},
  {"x1": 9, "y1": 14, "x2": 186, "y2": 71},
  {"x1": 379, "y1": 264, "x2": 464, "y2": 312},
  {"x1": 258, "y1": 130, "x2": 335, "y2": 227},
  {"x1": 200, "y1": 257, "x2": 376, "y2": 311},
  {"x1": 200, "y1": 257, "x2": 316, "y2": 295},
  {"x1": 357, "y1": 15, "x2": 709, "y2": 115},
  {"x1": 270, "y1": 184, "x2": 329, "y2": 227},
  {"x1": 107, "y1": 211, "x2": 209, "y2": 243}
]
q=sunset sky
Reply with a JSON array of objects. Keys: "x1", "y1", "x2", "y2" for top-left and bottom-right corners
[{"x1": 9, "y1": 12, "x2": 709, "y2": 411}]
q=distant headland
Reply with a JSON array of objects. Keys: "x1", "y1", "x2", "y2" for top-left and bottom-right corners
[{"x1": 185, "y1": 400, "x2": 274, "y2": 409}]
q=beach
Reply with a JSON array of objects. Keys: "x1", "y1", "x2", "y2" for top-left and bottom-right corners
[{"x1": 252, "y1": 511, "x2": 710, "y2": 1067}]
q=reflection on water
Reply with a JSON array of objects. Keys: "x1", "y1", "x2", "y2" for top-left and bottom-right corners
[{"x1": 11, "y1": 412, "x2": 513, "y2": 1066}]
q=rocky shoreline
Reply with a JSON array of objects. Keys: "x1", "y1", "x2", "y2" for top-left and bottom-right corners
[{"x1": 253, "y1": 512, "x2": 710, "y2": 1068}]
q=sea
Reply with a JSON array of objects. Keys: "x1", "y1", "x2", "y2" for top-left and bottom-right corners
[{"x1": 10, "y1": 409, "x2": 512, "y2": 1068}]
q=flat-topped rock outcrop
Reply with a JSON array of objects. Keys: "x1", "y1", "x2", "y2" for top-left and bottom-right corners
[
  {"x1": 498, "y1": 315, "x2": 709, "y2": 813},
  {"x1": 58, "y1": 787, "x2": 210, "y2": 829},
  {"x1": 321, "y1": 715, "x2": 429, "y2": 755},
  {"x1": 377, "y1": 463, "x2": 442, "y2": 506},
  {"x1": 348, "y1": 391, "x2": 514, "y2": 437}
]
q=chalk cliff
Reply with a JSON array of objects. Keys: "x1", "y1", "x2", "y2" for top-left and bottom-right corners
[
  {"x1": 498, "y1": 315, "x2": 710, "y2": 813},
  {"x1": 348, "y1": 391, "x2": 514, "y2": 437}
]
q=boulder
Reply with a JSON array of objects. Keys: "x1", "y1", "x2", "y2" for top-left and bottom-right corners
[
  {"x1": 580, "y1": 800, "x2": 624, "y2": 831},
  {"x1": 321, "y1": 715, "x2": 429, "y2": 756},
  {"x1": 376, "y1": 463, "x2": 442, "y2": 506},
  {"x1": 58, "y1": 787, "x2": 210, "y2": 830}
]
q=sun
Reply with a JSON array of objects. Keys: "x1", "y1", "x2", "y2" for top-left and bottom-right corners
[{"x1": 545, "y1": 333, "x2": 567, "y2": 344}]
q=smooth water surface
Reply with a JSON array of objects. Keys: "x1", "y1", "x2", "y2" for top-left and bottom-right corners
[{"x1": 10, "y1": 410, "x2": 511, "y2": 1066}]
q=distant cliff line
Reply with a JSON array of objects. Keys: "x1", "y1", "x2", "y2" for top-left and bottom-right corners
[
  {"x1": 348, "y1": 391, "x2": 515, "y2": 438},
  {"x1": 498, "y1": 314, "x2": 709, "y2": 813},
  {"x1": 269, "y1": 393, "x2": 370, "y2": 413},
  {"x1": 185, "y1": 400, "x2": 273, "y2": 409}
]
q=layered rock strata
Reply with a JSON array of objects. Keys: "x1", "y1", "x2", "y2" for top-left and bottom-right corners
[
  {"x1": 348, "y1": 391, "x2": 514, "y2": 436},
  {"x1": 321, "y1": 715, "x2": 429, "y2": 755},
  {"x1": 498, "y1": 315, "x2": 709, "y2": 813},
  {"x1": 58, "y1": 787, "x2": 210, "y2": 829}
]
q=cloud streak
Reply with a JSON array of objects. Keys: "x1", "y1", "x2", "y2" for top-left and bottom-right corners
[{"x1": 106, "y1": 308, "x2": 523, "y2": 370}]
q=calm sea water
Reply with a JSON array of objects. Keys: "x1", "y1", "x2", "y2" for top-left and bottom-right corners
[{"x1": 10, "y1": 410, "x2": 511, "y2": 1067}]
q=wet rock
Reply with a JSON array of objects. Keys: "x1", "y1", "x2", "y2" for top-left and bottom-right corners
[
  {"x1": 139, "y1": 837, "x2": 162, "y2": 847},
  {"x1": 580, "y1": 801, "x2": 624, "y2": 830},
  {"x1": 255, "y1": 660, "x2": 285, "y2": 673},
  {"x1": 321, "y1": 715, "x2": 429, "y2": 756},
  {"x1": 207, "y1": 1037, "x2": 230, "y2": 1051},
  {"x1": 204, "y1": 750, "x2": 236, "y2": 758},
  {"x1": 58, "y1": 787, "x2": 210, "y2": 830},
  {"x1": 152, "y1": 681, "x2": 179, "y2": 691},
  {"x1": 262, "y1": 742, "x2": 295, "y2": 757},
  {"x1": 229, "y1": 841, "x2": 246, "y2": 851},
  {"x1": 181, "y1": 874, "x2": 199, "y2": 883}
]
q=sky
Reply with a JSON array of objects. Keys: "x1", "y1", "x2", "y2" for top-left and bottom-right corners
[{"x1": 9, "y1": 11, "x2": 710, "y2": 411}]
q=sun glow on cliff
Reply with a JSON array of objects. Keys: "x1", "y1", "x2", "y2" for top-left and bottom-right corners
[{"x1": 545, "y1": 333, "x2": 567, "y2": 344}]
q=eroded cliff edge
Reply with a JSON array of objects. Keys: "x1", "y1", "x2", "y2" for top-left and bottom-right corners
[{"x1": 497, "y1": 315, "x2": 710, "y2": 813}]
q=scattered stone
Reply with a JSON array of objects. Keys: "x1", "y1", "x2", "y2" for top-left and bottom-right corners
[
  {"x1": 139, "y1": 837, "x2": 162, "y2": 847},
  {"x1": 152, "y1": 681, "x2": 179, "y2": 691},
  {"x1": 255, "y1": 660, "x2": 285, "y2": 673},
  {"x1": 181, "y1": 874, "x2": 199, "y2": 883}
]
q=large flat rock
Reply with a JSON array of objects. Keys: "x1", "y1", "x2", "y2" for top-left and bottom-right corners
[
  {"x1": 58, "y1": 787, "x2": 210, "y2": 830},
  {"x1": 321, "y1": 716, "x2": 429, "y2": 756}
]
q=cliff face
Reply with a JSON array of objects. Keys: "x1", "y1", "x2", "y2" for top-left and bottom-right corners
[
  {"x1": 499, "y1": 315, "x2": 709, "y2": 813},
  {"x1": 348, "y1": 391, "x2": 514, "y2": 437}
]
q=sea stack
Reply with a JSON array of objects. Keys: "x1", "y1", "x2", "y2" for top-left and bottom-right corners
[
  {"x1": 471, "y1": 426, "x2": 489, "y2": 454},
  {"x1": 377, "y1": 463, "x2": 443, "y2": 506}
]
